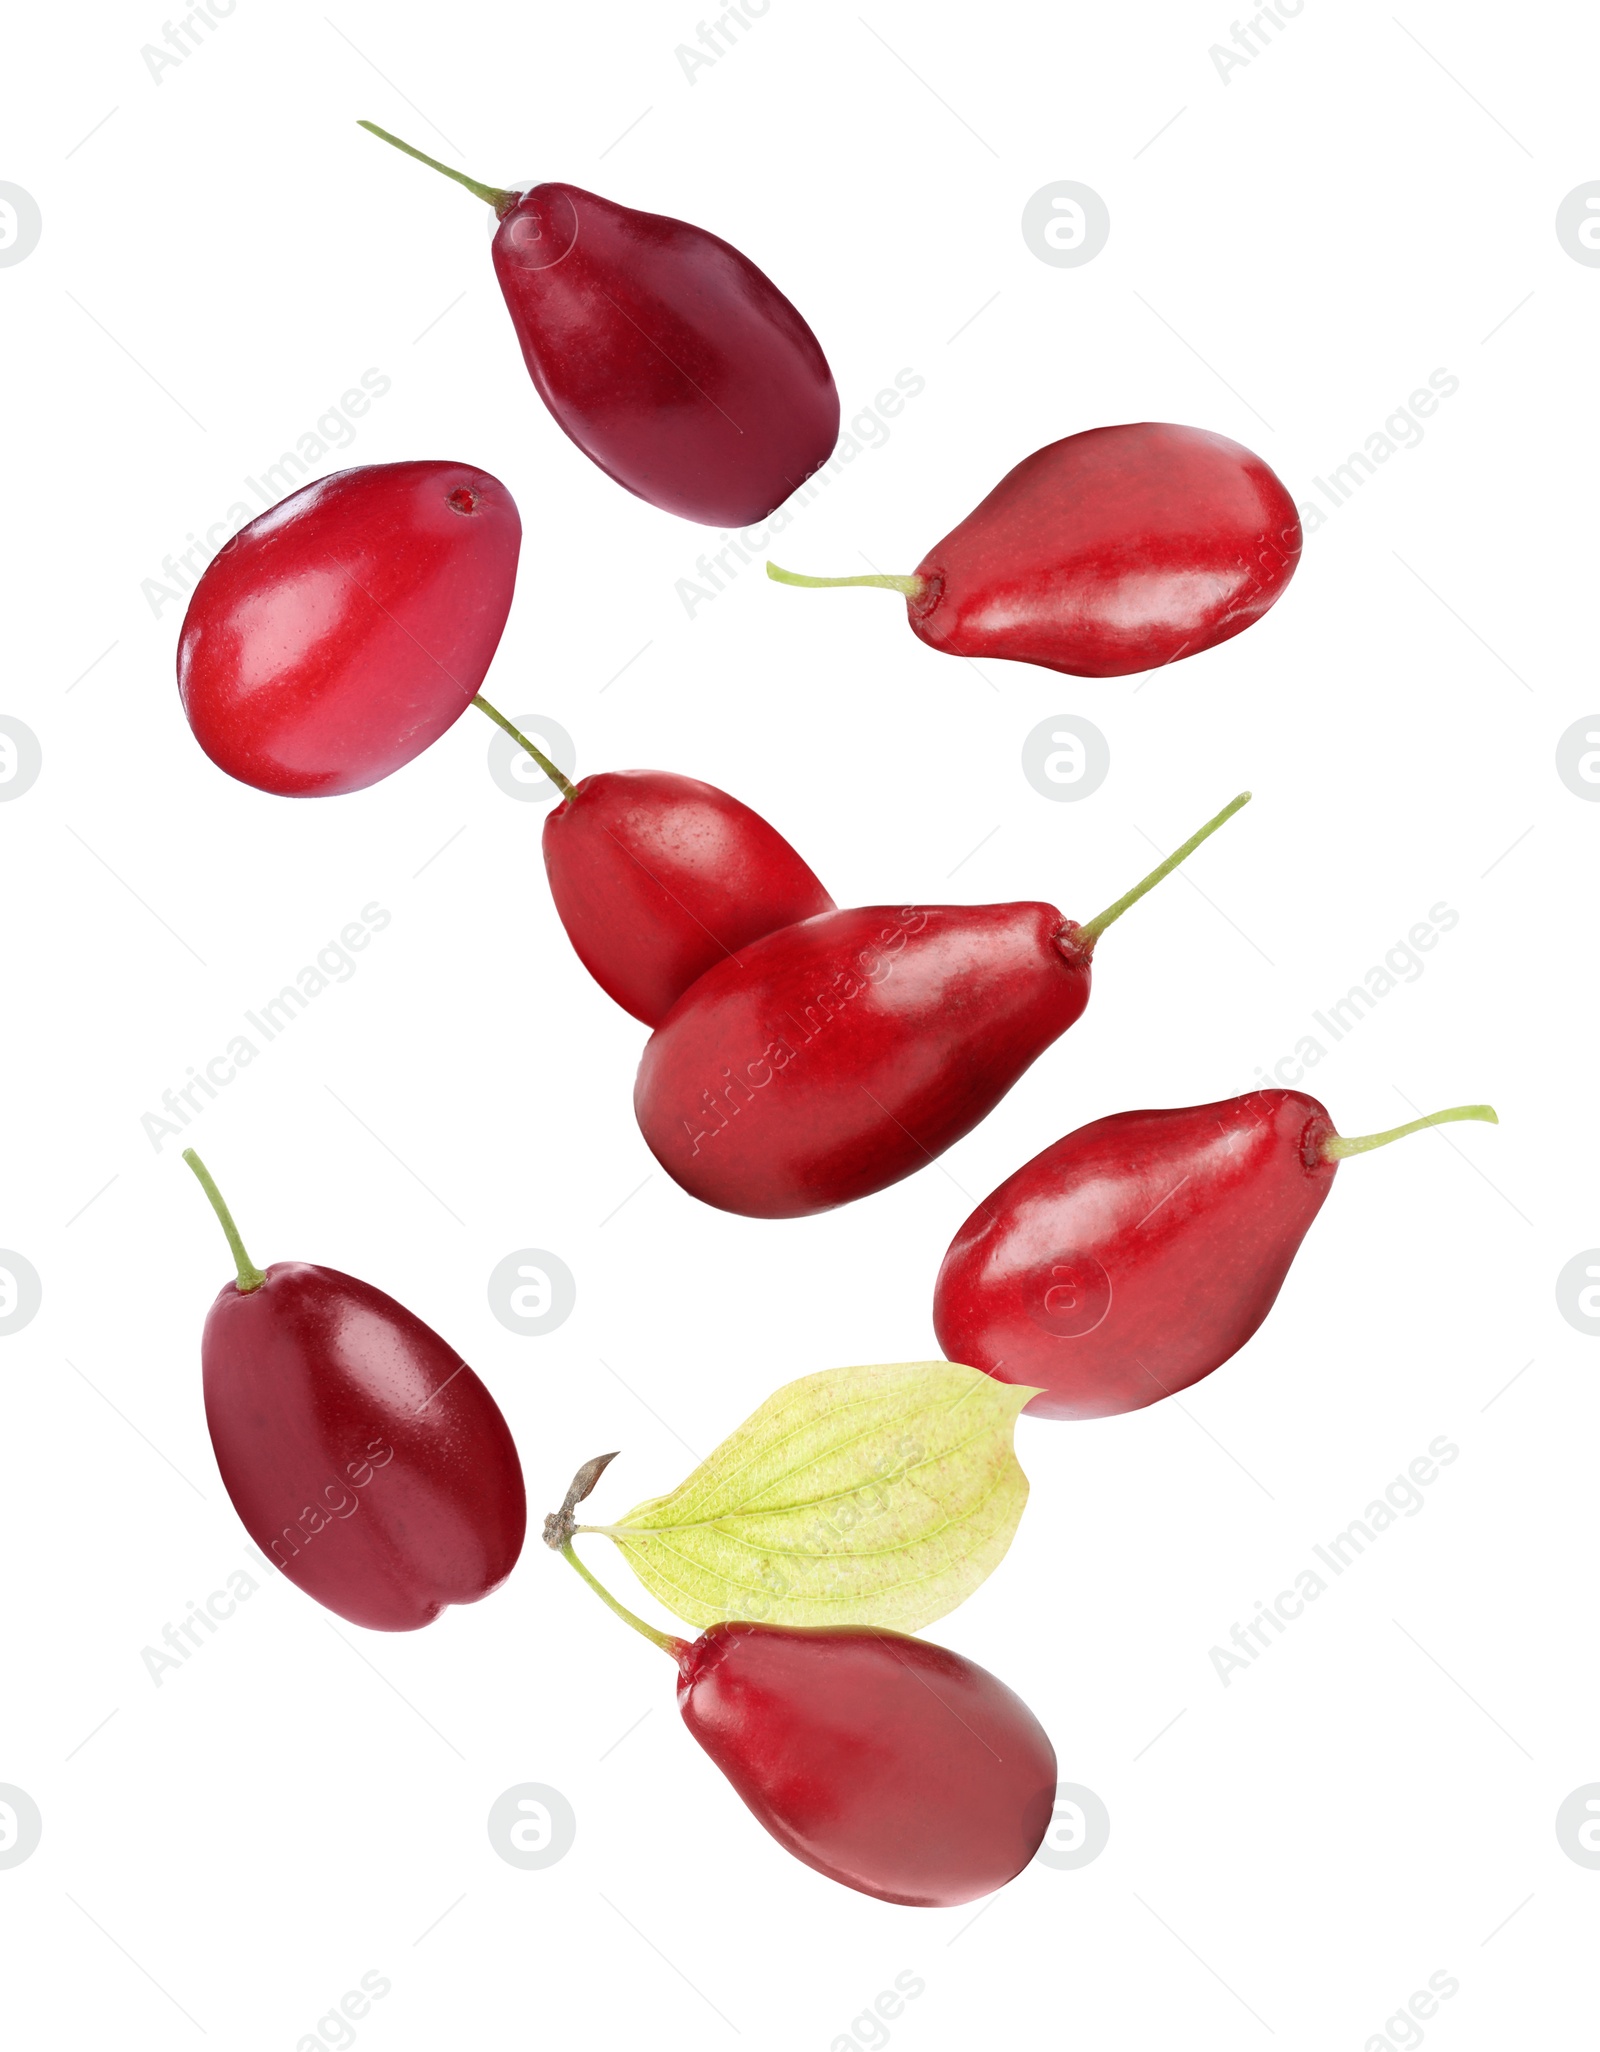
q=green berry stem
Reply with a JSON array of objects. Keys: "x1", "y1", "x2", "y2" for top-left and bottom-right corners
[
  {"x1": 1322, "y1": 1105, "x2": 1499, "y2": 1160},
  {"x1": 1075, "y1": 792, "x2": 1252, "y2": 950},
  {"x1": 181, "y1": 1149, "x2": 266, "y2": 1294},
  {"x1": 559, "y1": 1542, "x2": 686, "y2": 1659},
  {"x1": 471, "y1": 695, "x2": 577, "y2": 803},
  {"x1": 356, "y1": 120, "x2": 517, "y2": 215},
  {"x1": 766, "y1": 562, "x2": 924, "y2": 597}
]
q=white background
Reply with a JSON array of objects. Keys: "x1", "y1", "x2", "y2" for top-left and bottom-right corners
[{"x1": 1, "y1": 0, "x2": 1594, "y2": 2045}]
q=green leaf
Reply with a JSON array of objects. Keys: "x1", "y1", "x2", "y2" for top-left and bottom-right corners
[{"x1": 587, "y1": 1360, "x2": 1037, "y2": 1634}]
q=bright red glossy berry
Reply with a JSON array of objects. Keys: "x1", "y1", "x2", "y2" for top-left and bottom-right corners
[
  {"x1": 542, "y1": 769, "x2": 834, "y2": 1027},
  {"x1": 770, "y1": 422, "x2": 1301, "y2": 678},
  {"x1": 632, "y1": 796, "x2": 1250, "y2": 1219},
  {"x1": 635, "y1": 901, "x2": 1092, "y2": 1218},
  {"x1": 934, "y1": 1090, "x2": 1498, "y2": 1420},
  {"x1": 186, "y1": 1152, "x2": 525, "y2": 1629},
  {"x1": 178, "y1": 460, "x2": 520, "y2": 796}
]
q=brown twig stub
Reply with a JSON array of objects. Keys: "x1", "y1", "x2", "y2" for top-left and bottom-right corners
[{"x1": 542, "y1": 1451, "x2": 620, "y2": 1549}]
